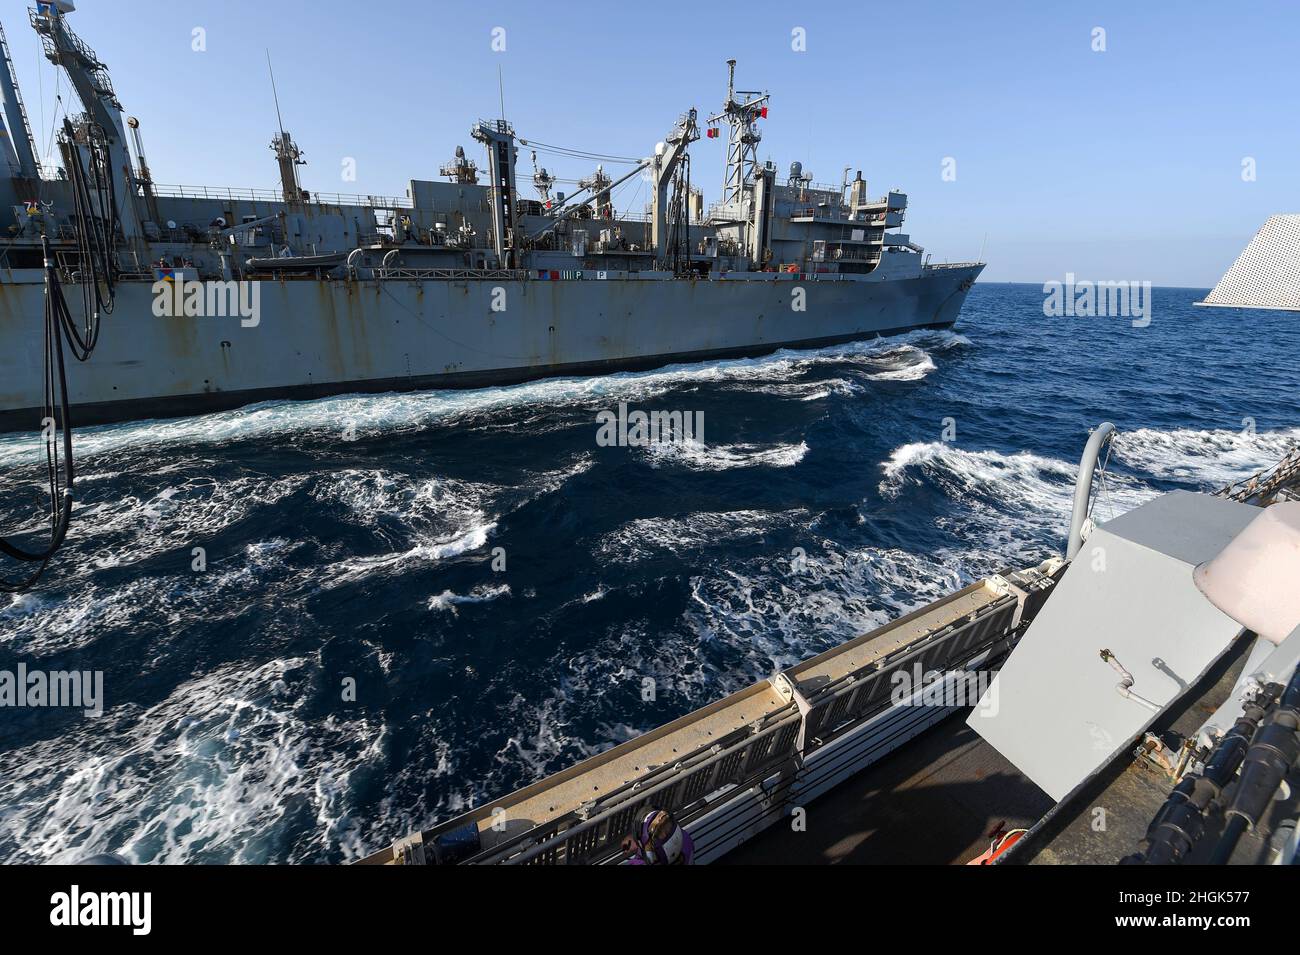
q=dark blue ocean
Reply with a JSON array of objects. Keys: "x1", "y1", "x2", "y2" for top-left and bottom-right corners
[{"x1": 1, "y1": 283, "x2": 1296, "y2": 863}]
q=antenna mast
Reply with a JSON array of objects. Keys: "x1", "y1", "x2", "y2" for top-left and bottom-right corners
[
  {"x1": 706, "y1": 59, "x2": 769, "y2": 209},
  {"x1": 266, "y1": 50, "x2": 306, "y2": 203}
]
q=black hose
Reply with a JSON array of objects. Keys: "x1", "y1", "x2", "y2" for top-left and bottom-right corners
[
  {"x1": 1209, "y1": 815, "x2": 1249, "y2": 865},
  {"x1": 1125, "y1": 689, "x2": 1277, "y2": 864},
  {"x1": 0, "y1": 121, "x2": 119, "y2": 592},
  {"x1": 0, "y1": 237, "x2": 76, "y2": 592},
  {"x1": 1210, "y1": 666, "x2": 1300, "y2": 864},
  {"x1": 58, "y1": 117, "x2": 119, "y2": 358}
]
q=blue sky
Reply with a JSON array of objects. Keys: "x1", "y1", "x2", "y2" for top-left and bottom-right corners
[{"x1": 4, "y1": 0, "x2": 1297, "y2": 285}]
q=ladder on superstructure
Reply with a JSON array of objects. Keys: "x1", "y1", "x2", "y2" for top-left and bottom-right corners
[{"x1": 0, "y1": 21, "x2": 39, "y2": 177}]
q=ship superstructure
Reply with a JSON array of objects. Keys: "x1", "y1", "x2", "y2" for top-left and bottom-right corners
[{"x1": 0, "y1": 4, "x2": 982, "y2": 432}]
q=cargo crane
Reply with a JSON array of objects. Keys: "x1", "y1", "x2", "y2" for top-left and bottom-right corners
[
  {"x1": 29, "y1": 0, "x2": 141, "y2": 251},
  {"x1": 650, "y1": 109, "x2": 699, "y2": 269}
]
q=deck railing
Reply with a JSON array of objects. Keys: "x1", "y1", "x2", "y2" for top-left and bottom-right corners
[
  {"x1": 148, "y1": 182, "x2": 413, "y2": 209},
  {"x1": 361, "y1": 561, "x2": 1063, "y2": 865}
]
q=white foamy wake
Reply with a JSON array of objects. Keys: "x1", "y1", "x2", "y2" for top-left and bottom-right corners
[
  {"x1": 0, "y1": 537, "x2": 307, "y2": 658},
  {"x1": 75, "y1": 472, "x2": 310, "y2": 572},
  {"x1": 1, "y1": 455, "x2": 596, "y2": 654},
  {"x1": 489, "y1": 692, "x2": 610, "y2": 784},
  {"x1": 483, "y1": 617, "x2": 745, "y2": 792},
  {"x1": 310, "y1": 469, "x2": 500, "y2": 579},
  {"x1": 684, "y1": 544, "x2": 970, "y2": 672},
  {"x1": 310, "y1": 459, "x2": 591, "y2": 589},
  {"x1": 916, "y1": 330, "x2": 970, "y2": 352},
  {"x1": 866, "y1": 358, "x2": 936, "y2": 382},
  {"x1": 320, "y1": 521, "x2": 495, "y2": 590},
  {"x1": 880, "y1": 441, "x2": 1080, "y2": 508},
  {"x1": 643, "y1": 440, "x2": 808, "y2": 472},
  {"x1": 0, "y1": 657, "x2": 390, "y2": 864},
  {"x1": 749, "y1": 378, "x2": 858, "y2": 401},
  {"x1": 1111, "y1": 426, "x2": 1300, "y2": 490},
  {"x1": 596, "y1": 508, "x2": 810, "y2": 564},
  {"x1": 878, "y1": 440, "x2": 1155, "y2": 566},
  {"x1": 855, "y1": 345, "x2": 938, "y2": 382},
  {"x1": 427, "y1": 583, "x2": 511, "y2": 613},
  {"x1": 0, "y1": 331, "x2": 965, "y2": 467},
  {"x1": 0, "y1": 466, "x2": 306, "y2": 574}
]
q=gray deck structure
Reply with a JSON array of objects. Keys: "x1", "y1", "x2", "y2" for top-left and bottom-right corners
[
  {"x1": 970, "y1": 491, "x2": 1257, "y2": 801},
  {"x1": 720, "y1": 634, "x2": 1260, "y2": 866}
]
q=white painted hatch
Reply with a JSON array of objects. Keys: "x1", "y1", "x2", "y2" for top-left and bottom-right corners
[{"x1": 968, "y1": 491, "x2": 1258, "y2": 801}]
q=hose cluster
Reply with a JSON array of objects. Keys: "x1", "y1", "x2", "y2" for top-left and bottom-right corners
[
  {"x1": 0, "y1": 121, "x2": 119, "y2": 592},
  {"x1": 1125, "y1": 664, "x2": 1300, "y2": 865}
]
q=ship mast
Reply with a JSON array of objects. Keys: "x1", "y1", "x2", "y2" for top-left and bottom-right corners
[
  {"x1": 472, "y1": 119, "x2": 519, "y2": 268},
  {"x1": 708, "y1": 59, "x2": 768, "y2": 209},
  {"x1": 529, "y1": 150, "x2": 553, "y2": 204},
  {"x1": 267, "y1": 52, "x2": 307, "y2": 204}
]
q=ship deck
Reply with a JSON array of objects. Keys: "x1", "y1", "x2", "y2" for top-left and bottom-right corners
[
  {"x1": 721, "y1": 634, "x2": 1263, "y2": 865},
  {"x1": 719, "y1": 711, "x2": 1050, "y2": 864}
]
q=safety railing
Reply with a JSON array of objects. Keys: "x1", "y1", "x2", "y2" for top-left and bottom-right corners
[
  {"x1": 372, "y1": 268, "x2": 529, "y2": 281},
  {"x1": 149, "y1": 183, "x2": 413, "y2": 209},
  {"x1": 1216, "y1": 445, "x2": 1300, "y2": 505},
  {"x1": 487, "y1": 711, "x2": 803, "y2": 865},
  {"x1": 790, "y1": 205, "x2": 850, "y2": 220},
  {"x1": 363, "y1": 562, "x2": 1063, "y2": 865},
  {"x1": 787, "y1": 592, "x2": 1018, "y2": 752},
  {"x1": 851, "y1": 194, "x2": 905, "y2": 210},
  {"x1": 795, "y1": 181, "x2": 848, "y2": 196}
]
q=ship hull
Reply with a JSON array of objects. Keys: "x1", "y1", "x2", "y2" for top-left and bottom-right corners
[{"x1": 0, "y1": 266, "x2": 980, "y2": 433}]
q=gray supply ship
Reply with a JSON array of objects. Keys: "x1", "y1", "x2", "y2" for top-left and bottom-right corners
[{"x1": 0, "y1": 2, "x2": 980, "y2": 433}]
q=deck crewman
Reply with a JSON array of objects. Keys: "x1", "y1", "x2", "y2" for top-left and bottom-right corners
[{"x1": 622, "y1": 808, "x2": 695, "y2": 865}]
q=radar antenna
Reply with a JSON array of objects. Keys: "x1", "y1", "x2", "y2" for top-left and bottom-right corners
[
  {"x1": 706, "y1": 59, "x2": 769, "y2": 207},
  {"x1": 266, "y1": 51, "x2": 306, "y2": 203}
]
